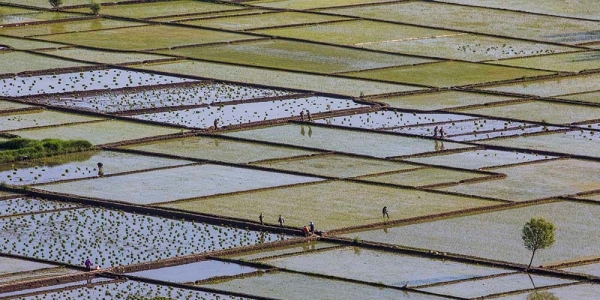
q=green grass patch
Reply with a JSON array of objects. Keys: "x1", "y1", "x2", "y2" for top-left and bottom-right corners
[
  {"x1": 0, "y1": 138, "x2": 93, "y2": 163},
  {"x1": 155, "y1": 39, "x2": 434, "y2": 74},
  {"x1": 39, "y1": 25, "x2": 256, "y2": 51},
  {"x1": 132, "y1": 60, "x2": 423, "y2": 97},
  {"x1": 343, "y1": 61, "x2": 553, "y2": 87},
  {"x1": 1, "y1": 0, "x2": 132, "y2": 8}
]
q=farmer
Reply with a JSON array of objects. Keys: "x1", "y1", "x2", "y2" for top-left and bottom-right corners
[
  {"x1": 302, "y1": 226, "x2": 309, "y2": 237},
  {"x1": 84, "y1": 258, "x2": 93, "y2": 271},
  {"x1": 259, "y1": 213, "x2": 264, "y2": 225},
  {"x1": 97, "y1": 162, "x2": 104, "y2": 177},
  {"x1": 433, "y1": 126, "x2": 439, "y2": 137},
  {"x1": 307, "y1": 110, "x2": 313, "y2": 122},
  {"x1": 439, "y1": 126, "x2": 445, "y2": 138},
  {"x1": 278, "y1": 215, "x2": 285, "y2": 227},
  {"x1": 300, "y1": 110, "x2": 304, "y2": 121},
  {"x1": 214, "y1": 118, "x2": 219, "y2": 129},
  {"x1": 309, "y1": 221, "x2": 315, "y2": 233},
  {"x1": 382, "y1": 206, "x2": 389, "y2": 219}
]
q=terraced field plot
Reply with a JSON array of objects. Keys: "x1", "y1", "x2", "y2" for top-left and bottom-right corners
[
  {"x1": 0, "y1": 10, "x2": 82, "y2": 25},
  {"x1": 342, "y1": 201, "x2": 600, "y2": 266},
  {"x1": 326, "y1": 1, "x2": 600, "y2": 44},
  {"x1": 455, "y1": 100, "x2": 600, "y2": 124},
  {"x1": 440, "y1": 159, "x2": 600, "y2": 201},
  {"x1": 0, "y1": 36, "x2": 65, "y2": 50},
  {"x1": 406, "y1": 149, "x2": 556, "y2": 170},
  {"x1": 344, "y1": 61, "x2": 553, "y2": 87},
  {"x1": 134, "y1": 60, "x2": 422, "y2": 97},
  {"x1": 226, "y1": 124, "x2": 473, "y2": 158},
  {"x1": 0, "y1": 18, "x2": 144, "y2": 37},
  {"x1": 201, "y1": 270, "x2": 440, "y2": 300},
  {"x1": 38, "y1": 82, "x2": 293, "y2": 113},
  {"x1": 314, "y1": 110, "x2": 475, "y2": 130},
  {"x1": 363, "y1": 33, "x2": 579, "y2": 61},
  {"x1": 495, "y1": 50, "x2": 600, "y2": 72},
  {"x1": 0, "y1": 206, "x2": 287, "y2": 266},
  {"x1": 358, "y1": 167, "x2": 492, "y2": 187},
  {"x1": 438, "y1": 0, "x2": 600, "y2": 20},
  {"x1": 0, "y1": 51, "x2": 89, "y2": 74},
  {"x1": 0, "y1": 68, "x2": 195, "y2": 97},
  {"x1": 185, "y1": 11, "x2": 350, "y2": 31},
  {"x1": 155, "y1": 39, "x2": 435, "y2": 74},
  {"x1": 224, "y1": 241, "x2": 337, "y2": 261},
  {"x1": 0, "y1": 100, "x2": 35, "y2": 111},
  {"x1": 558, "y1": 90, "x2": 600, "y2": 104},
  {"x1": 35, "y1": 48, "x2": 170, "y2": 65},
  {"x1": 258, "y1": 246, "x2": 510, "y2": 287},
  {"x1": 123, "y1": 136, "x2": 318, "y2": 164},
  {"x1": 160, "y1": 180, "x2": 501, "y2": 230},
  {"x1": 373, "y1": 91, "x2": 519, "y2": 110},
  {"x1": 131, "y1": 96, "x2": 368, "y2": 129},
  {"x1": 39, "y1": 25, "x2": 257, "y2": 51},
  {"x1": 252, "y1": 154, "x2": 419, "y2": 178},
  {"x1": 0, "y1": 109, "x2": 101, "y2": 132},
  {"x1": 255, "y1": 20, "x2": 455, "y2": 47},
  {"x1": 245, "y1": 0, "x2": 393, "y2": 10},
  {"x1": 68, "y1": 0, "x2": 245, "y2": 19},
  {"x1": 482, "y1": 73, "x2": 600, "y2": 97},
  {"x1": 38, "y1": 164, "x2": 322, "y2": 204},
  {"x1": 0, "y1": 150, "x2": 191, "y2": 185},
  {"x1": 0, "y1": 197, "x2": 78, "y2": 216},
  {"x1": 495, "y1": 283, "x2": 600, "y2": 300},
  {"x1": 129, "y1": 260, "x2": 259, "y2": 283},
  {"x1": 1, "y1": 0, "x2": 132, "y2": 7},
  {"x1": 7, "y1": 120, "x2": 183, "y2": 145}
]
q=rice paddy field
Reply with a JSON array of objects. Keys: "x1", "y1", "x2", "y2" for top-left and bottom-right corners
[{"x1": 0, "y1": 0, "x2": 599, "y2": 299}]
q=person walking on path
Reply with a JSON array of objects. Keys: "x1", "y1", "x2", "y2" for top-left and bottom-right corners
[
  {"x1": 300, "y1": 110, "x2": 304, "y2": 121},
  {"x1": 439, "y1": 126, "x2": 445, "y2": 138},
  {"x1": 214, "y1": 118, "x2": 219, "y2": 129},
  {"x1": 309, "y1": 221, "x2": 315, "y2": 233},
  {"x1": 259, "y1": 213, "x2": 264, "y2": 225},
  {"x1": 433, "y1": 126, "x2": 439, "y2": 138},
  {"x1": 382, "y1": 206, "x2": 389, "y2": 219},
  {"x1": 278, "y1": 215, "x2": 285, "y2": 227},
  {"x1": 84, "y1": 258, "x2": 93, "y2": 271},
  {"x1": 307, "y1": 110, "x2": 313, "y2": 122}
]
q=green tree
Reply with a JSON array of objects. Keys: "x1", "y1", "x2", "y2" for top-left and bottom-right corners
[
  {"x1": 49, "y1": 0, "x2": 63, "y2": 9},
  {"x1": 522, "y1": 218, "x2": 556, "y2": 269},
  {"x1": 90, "y1": 1, "x2": 101, "y2": 15},
  {"x1": 527, "y1": 291, "x2": 559, "y2": 300}
]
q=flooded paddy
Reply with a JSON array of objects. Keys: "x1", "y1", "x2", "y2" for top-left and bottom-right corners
[
  {"x1": 40, "y1": 82, "x2": 293, "y2": 113},
  {"x1": 559, "y1": 90, "x2": 600, "y2": 104},
  {"x1": 224, "y1": 241, "x2": 337, "y2": 261},
  {"x1": 0, "y1": 110, "x2": 101, "y2": 132},
  {"x1": 123, "y1": 136, "x2": 318, "y2": 164},
  {"x1": 201, "y1": 270, "x2": 442, "y2": 300},
  {"x1": 315, "y1": 110, "x2": 474, "y2": 130},
  {"x1": 160, "y1": 180, "x2": 501, "y2": 230},
  {"x1": 0, "y1": 10, "x2": 81, "y2": 26},
  {"x1": 494, "y1": 283, "x2": 600, "y2": 300},
  {"x1": 35, "y1": 48, "x2": 170, "y2": 65},
  {"x1": 358, "y1": 167, "x2": 491, "y2": 187},
  {"x1": 406, "y1": 149, "x2": 557, "y2": 169},
  {"x1": 38, "y1": 164, "x2": 322, "y2": 204},
  {"x1": 133, "y1": 60, "x2": 423, "y2": 97},
  {"x1": 245, "y1": 0, "x2": 394, "y2": 10},
  {"x1": 418, "y1": 273, "x2": 574, "y2": 299},
  {"x1": 563, "y1": 262, "x2": 600, "y2": 277},
  {"x1": 342, "y1": 201, "x2": 600, "y2": 266},
  {"x1": 252, "y1": 154, "x2": 418, "y2": 178},
  {"x1": 0, "y1": 206, "x2": 286, "y2": 266},
  {"x1": 0, "y1": 69, "x2": 195, "y2": 98},
  {"x1": 155, "y1": 39, "x2": 435, "y2": 74},
  {"x1": 259, "y1": 246, "x2": 510, "y2": 287},
  {"x1": 0, "y1": 197, "x2": 78, "y2": 216},
  {"x1": 440, "y1": 159, "x2": 600, "y2": 201},
  {"x1": 0, "y1": 19, "x2": 144, "y2": 37},
  {"x1": 129, "y1": 260, "x2": 259, "y2": 283},
  {"x1": 495, "y1": 50, "x2": 600, "y2": 73},
  {"x1": 439, "y1": 0, "x2": 600, "y2": 20},
  {"x1": 6, "y1": 279, "x2": 252, "y2": 300},
  {"x1": 482, "y1": 73, "x2": 600, "y2": 97},
  {"x1": 7, "y1": 120, "x2": 183, "y2": 145},
  {"x1": 132, "y1": 96, "x2": 368, "y2": 129},
  {"x1": 0, "y1": 36, "x2": 65, "y2": 50},
  {"x1": 343, "y1": 61, "x2": 553, "y2": 87},
  {"x1": 225, "y1": 124, "x2": 472, "y2": 158},
  {"x1": 67, "y1": 1, "x2": 245, "y2": 19},
  {"x1": 0, "y1": 150, "x2": 191, "y2": 185}
]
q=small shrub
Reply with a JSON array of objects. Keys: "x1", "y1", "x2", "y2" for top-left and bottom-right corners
[
  {"x1": 90, "y1": 1, "x2": 101, "y2": 15},
  {"x1": 49, "y1": 0, "x2": 63, "y2": 9}
]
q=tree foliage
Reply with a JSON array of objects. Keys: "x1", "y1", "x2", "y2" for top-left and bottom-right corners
[
  {"x1": 49, "y1": 0, "x2": 63, "y2": 9},
  {"x1": 522, "y1": 218, "x2": 556, "y2": 269},
  {"x1": 90, "y1": 1, "x2": 101, "y2": 15}
]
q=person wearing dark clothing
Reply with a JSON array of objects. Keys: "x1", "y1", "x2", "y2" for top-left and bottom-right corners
[
  {"x1": 309, "y1": 221, "x2": 315, "y2": 233},
  {"x1": 84, "y1": 258, "x2": 93, "y2": 271},
  {"x1": 382, "y1": 206, "x2": 389, "y2": 219},
  {"x1": 300, "y1": 110, "x2": 304, "y2": 121},
  {"x1": 278, "y1": 215, "x2": 285, "y2": 227},
  {"x1": 259, "y1": 213, "x2": 264, "y2": 225}
]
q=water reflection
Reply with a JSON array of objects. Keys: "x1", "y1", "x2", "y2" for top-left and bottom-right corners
[
  {"x1": 434, "y1": 140, "x2": 445, "y2": 151},
  {"x1": 527, "y1": 290, "x2": 559, "y2": 300}
]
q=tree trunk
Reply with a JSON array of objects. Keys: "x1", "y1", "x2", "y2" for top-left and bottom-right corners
[{"x1": 527, "y1": 249, "x2": 536, "y2": 269}]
